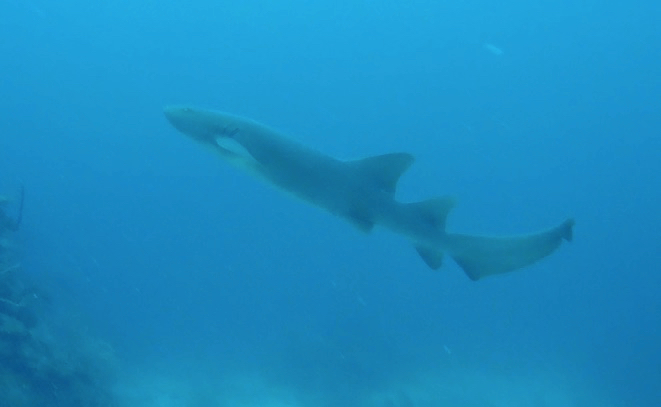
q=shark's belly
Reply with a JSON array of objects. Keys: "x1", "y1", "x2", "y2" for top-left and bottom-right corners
[{"x1": 261, "y1": 162, "x2": 358, "y2": 215}]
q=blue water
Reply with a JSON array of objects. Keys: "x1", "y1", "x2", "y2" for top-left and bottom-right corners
[{"x1": 1, "y1": 0, "x2": 659, "y2": 406}]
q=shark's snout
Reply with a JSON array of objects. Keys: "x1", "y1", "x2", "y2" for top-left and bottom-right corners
[
  {"x1": 163, "y1": 105, "x2": 215, "y2": 143},
  {"x1": 163, "y1": 105, "x2": 190, "y2": 132}
]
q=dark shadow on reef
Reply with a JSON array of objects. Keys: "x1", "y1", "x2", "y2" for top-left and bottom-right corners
[{"x1": 0, "y1": 190, "x2": 119, "y2": 407}]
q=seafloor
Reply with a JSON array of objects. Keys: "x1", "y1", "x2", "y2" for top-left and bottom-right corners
[{"x1": 0, "y1": 200, "x2": 610, "y2": 407}]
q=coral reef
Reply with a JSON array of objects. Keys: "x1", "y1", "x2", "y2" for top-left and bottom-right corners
[{"x1": 0, "y1": 202, "x2": 119, "y2": 407}]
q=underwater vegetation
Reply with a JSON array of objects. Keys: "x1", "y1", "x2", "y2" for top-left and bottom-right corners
[{"x1": 0, "y1": 197, "x2": 119, "y2": 407}]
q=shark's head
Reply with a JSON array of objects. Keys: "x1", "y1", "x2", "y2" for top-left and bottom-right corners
[
  {"x1": 164, "y1": 105, "x2": 232, "y2": 144},
  {"x1": 164, "y1": 105, "x2": 259, "y2": 169},
  {"x1": 164, "y1": 105, "x2": 248, "y2": 154}
]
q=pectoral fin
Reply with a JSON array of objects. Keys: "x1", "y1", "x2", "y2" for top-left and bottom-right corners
[{"x1": 345, "y1": 210, "x2": 375, "y2": 233}]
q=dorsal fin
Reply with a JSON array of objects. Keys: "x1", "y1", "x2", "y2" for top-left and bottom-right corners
[
  {"x1": 406, "y1": 196, "x2": 456, "y2": 231},
  {"x1": 349, "y1": 153, "x2": 414, "y2": 196}
]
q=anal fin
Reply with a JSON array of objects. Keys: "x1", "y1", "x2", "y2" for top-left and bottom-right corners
[{"x1": 415, "y1": 245, "x2": 444, "y2": 270}]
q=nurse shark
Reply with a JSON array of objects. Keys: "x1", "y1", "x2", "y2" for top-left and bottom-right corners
[{"x1": 164, "y1": 106, "x2": 573, "y2": 280}]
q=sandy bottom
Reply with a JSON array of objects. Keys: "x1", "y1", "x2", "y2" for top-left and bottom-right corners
[{"x1": 114, "y1": 362, "x2": 614, "y2": 407}]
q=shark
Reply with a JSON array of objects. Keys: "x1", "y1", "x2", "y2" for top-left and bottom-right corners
[{"x1": 164, "y1": 105, "x2": 573, "y2": 281}]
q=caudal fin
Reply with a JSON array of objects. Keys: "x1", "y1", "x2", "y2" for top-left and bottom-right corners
[{"x1": 445, "y1": 218, "x2": 574, "y2": 281}]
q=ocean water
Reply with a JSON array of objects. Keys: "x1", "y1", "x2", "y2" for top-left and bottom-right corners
[{"x1": 1, "y1": 0, "x2": 659, "y2": 406}]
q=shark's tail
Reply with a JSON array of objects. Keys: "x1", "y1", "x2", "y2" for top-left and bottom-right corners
[
  {"x1": 411, "y1": 197, "x2": 574, "y2": 280},
  {"x1": 444, "y1": 218, "x2": 574, "y2": 280}
]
